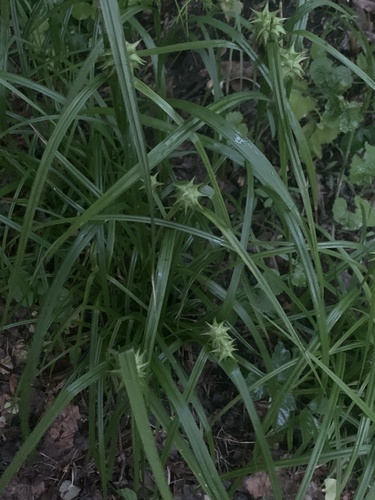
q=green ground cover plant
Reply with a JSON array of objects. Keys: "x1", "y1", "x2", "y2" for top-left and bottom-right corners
[{"x1": 0, "y1": 0, "x2": 375, "y2": 498}]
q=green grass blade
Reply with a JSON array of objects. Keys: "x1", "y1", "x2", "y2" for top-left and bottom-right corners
[
  {"x1": 17, "y1": 224, "x2": 98, "y2": 435},
  {"x1": 170, "y1": 98, "x2": 297, "y2": 213},
  {"x1": 5, "y1": 73, "x2": 106, "y2": 320},
  {"x1": 99, "y1": 0, "x2": 154, "y2": 227},
  {"x1": 27, "y1": 93, "x2": 255, "y2": 267},
  {"x1": 0, "y1": 0, "x2": 10, "y2": 131},
  {"x1": 286, "y1": 0, "x2": 351, "y2": 30},
  {"x1": 223, "y1": 359, "x2": 282, "y2": 499},
  {"x1": 308, "y1": 354, "x2": 375, "y2": 422},
  {"x1": 117, "y1": 350, "x2": 173, "y2": 500},
  {"x1": 295, "y1": 356, "x2": 344, "y2": 498},
  {"x1": 144, "y1": 230, "x2": 176, "y2": 362},
  {"x1": 152, "y1": 355, "x2": 230, "y2": 499}
]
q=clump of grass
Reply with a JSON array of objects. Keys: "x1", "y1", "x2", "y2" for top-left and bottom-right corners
[{"x1": 1, "y1": 0, "x2": 375, "y2": 498}]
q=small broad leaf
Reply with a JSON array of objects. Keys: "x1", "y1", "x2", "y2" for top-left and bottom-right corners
[
  {"x1": 289, "y1": 87, "x2": 316, "y2": 120},
  {"x1": 252, "y1": 271, "x2": 284, "y2": 313},
  {"x1": 271, "y1": 341, "x2": 293, "y2": 383},
  {"x1": 299, "y1": 408, "x2": 320, "y2": 444},
  {"x1": 310, "y1": 57, "x2": 352, "y2": 93},
  {"x1": 226, "y1": 111, "x2": 249, "y2": 137},
  {"x1": 72, "y1": 2, "x2": 95, "y2": 20},
  {"x1": 340, "y1": 125, "x2": 375, "y2": 154},
  {"x1": 333, "y1": 196, "x2": 375, "y2": 230},
  {"x1": 349, "y1": 142, "x2": 375, "y2": 186},
  {"x1": 324, "y1": 478, "x2": 337, "y2": 500},
  {"x1": 252, "y1": 289, "x2": 275, "y2": 313},
  {"x1": 303, "y1": 120, "x2": 339, "y2": 159},
  {"x1": 10, "y1": 269, "x2": 34, "y2": 307},
  {"x1": 355, "y1": 196, "x2": 375, "y2": 226},
  {"x1": 276, "y1": 393, "x2": 296, "y2": 427},
  {"x1": 309, "y1": 57, "x2": 336, "y2": 88},
  {"x1": 118, "y1": 488, "x2": 138, "y2": 500},
  {"x1": 246, "y1": 371, "x2": 266, "y2": 400},
  {"x1": 226, "y1": 111, "x2": 244, "y2": 126},
  {"x1": 308, "y1": 397, "x2": 330, "y2": 415},
  {"x1": 255, "y1": 188, "x2": 274, "y2": 207},
  {"x1": 323, "y1": 97, "x2": 363, "y2": 134},
  {"x1": 264, "y1": 269, "x2": 284, "y2": 296},
  {"x1": 272, "y1": 341, "x2": 291, "y2": 370},
  {"x1": 291, "y1": 261, "x2": 307, "y2": 287},
  {"x1": 332, "y1": 198, "x2": 362, "y2": 230},
  {"x1": 310, "y1": 42, "x2": 326, "y2": 60},
  {"x1": 335, "y1": 65, "x2": 353, "y2": 91}
]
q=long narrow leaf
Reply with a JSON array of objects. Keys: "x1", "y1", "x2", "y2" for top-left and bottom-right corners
[{"x1": 118, "y1": 350, "x2": 173, "y2": 500}]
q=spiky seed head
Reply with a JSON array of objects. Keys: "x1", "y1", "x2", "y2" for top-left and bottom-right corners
[
  {"x1": 174, "y1": 178, "x2": 204, "y2": 213},
  {"x1": 280, "y1": 45, "x2": 308, "y2": 80},
  {"x1": 251, "y1": 3, "x2": 286, "y2": 46},
  {"x1": 203, "y1": 319, "x2": 236, "y2": 362}
]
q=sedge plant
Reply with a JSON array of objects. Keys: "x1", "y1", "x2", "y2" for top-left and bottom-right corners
[{"x1": 0, "y1": 0, "x2": 375, "y2": 498}]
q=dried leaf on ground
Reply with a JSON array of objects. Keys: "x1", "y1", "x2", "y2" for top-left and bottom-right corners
[
  {"x1": 0, "y1": 349, "x2": 13, "y2": 374},
  {"x1": 12, "y1": 339, "x2": 28, "y2": 364},
  {"x1": 9, "y1": 373, "x2": 18, "y2": 394},
  {"x1": 200, "y1": 61, "x2": 253, "y2": 91},
  {"x1": 46, "y1": 404, "x2": 81, "y2": 451},
  {"x1": 354, "y1": 0, "x2": 375, "y2": 12},
  {"x1": 244, "y1": 472, "x2": 273, "y2": 499},
  {"x1": 59, "y1": 480, "x2": 81, "y2": 500}
]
